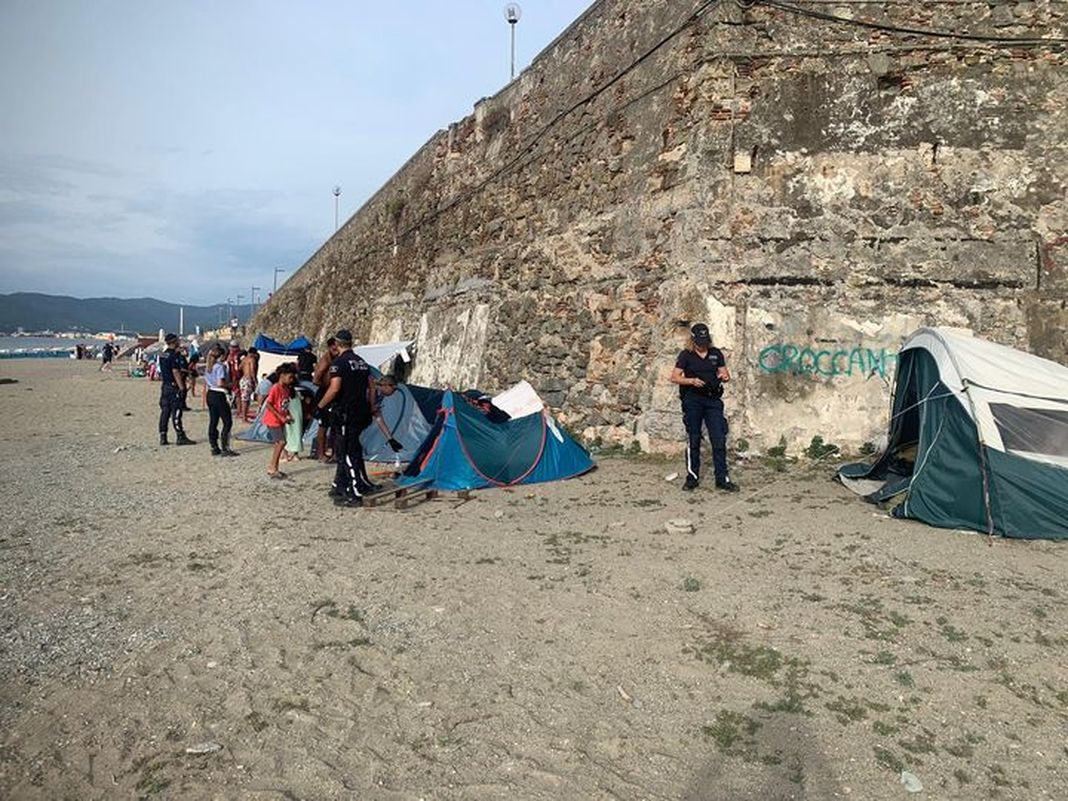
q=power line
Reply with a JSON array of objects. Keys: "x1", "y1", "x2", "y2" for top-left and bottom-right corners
[
  {"x1": 281, "y1": 0, "x2": 723, "y2": 281},
  {"x1": 756, "y1": 0, "x2": 1068, "y2": 45}
]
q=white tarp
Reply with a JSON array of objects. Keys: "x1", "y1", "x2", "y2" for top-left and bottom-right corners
[
  {"x1": 901, "y1": 327, "x2": 1068, "y2": 466},
  {"x1": 256, "y1": 340, "x2": 413, "y2": 382},
  {"x1": 355, "y1": 340, "x2": 413, "y2": 371},
  {"x1": 492, "y1": 380, "x2": 545, "y2": 420}
]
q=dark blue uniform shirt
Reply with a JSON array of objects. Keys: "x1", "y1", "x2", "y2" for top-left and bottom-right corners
[
  {"x1": 159, "y1": 348, "x2": 181, "y2": 387},
  {"x1": 329, "y1": 350, "x2": 372, "y2": 422},
  {"x1": 676, "y1": 347, "x2": 726, "y2": 399}
]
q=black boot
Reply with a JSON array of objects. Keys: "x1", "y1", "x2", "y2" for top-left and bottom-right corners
[
  {"x1": 175, "y1": 433, "x2": 196, "y2": 446},
  {"x1": 160, "y1": 433, "x2": 169, "y2": 446},
  {"x1": 211, "y1": 444, "x2": 222, "y2": 456}
]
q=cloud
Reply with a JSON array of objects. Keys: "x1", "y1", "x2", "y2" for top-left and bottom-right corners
[{"x1": 0, "y1": 164, "x2": 321, "y2": 304}]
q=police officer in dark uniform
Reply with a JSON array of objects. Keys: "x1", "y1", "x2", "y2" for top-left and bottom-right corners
[
  {"x1": 158, "y1": 333, "x2": 196, "y2": 446},
  {"x1": 671, "y1": 323, "x2": 738, "y2": 492},
  {"x1": 315, "y1": 329, "x2": 377, "y2": 507}
]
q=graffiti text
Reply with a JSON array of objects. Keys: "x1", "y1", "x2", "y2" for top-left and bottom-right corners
[{"x1": 758, "y1": 343, "x2": 898, "y2": 379}]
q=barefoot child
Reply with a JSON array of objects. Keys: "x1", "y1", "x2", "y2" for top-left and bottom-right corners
[{"x1": 263, "y1": 363, "x2": 297, "y2": 479}]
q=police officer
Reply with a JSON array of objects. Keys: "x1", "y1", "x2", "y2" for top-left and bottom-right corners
[
  {"x1": 315, "y1": 329, "x2": 376, "y2": 507},
  {"x1": 158, "y1": 333, "x2": 196, "y2": 446},
  {"x1": 670, "y1": 323, "x2": 738, "y2": 492}
]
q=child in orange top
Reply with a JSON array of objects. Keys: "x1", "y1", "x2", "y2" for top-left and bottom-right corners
[{"x1": 263, "y1": 363, "x2": 297, "y2": 479}]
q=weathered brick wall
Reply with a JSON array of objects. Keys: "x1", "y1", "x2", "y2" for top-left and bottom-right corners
[{"x1": 253, "y1": 0, "x2": 1067, "y2": 452}]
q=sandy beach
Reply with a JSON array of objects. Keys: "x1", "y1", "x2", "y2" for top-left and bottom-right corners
[{"x1": 0, "y1": 359, "x2": 1065, "y2": 800}]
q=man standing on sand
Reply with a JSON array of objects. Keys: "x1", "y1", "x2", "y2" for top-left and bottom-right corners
[
  {"x1": 670, "y1": 322, "x2": 738, "y2": 492},
  {"x1": 158, "y1": 333, "x2": 195, "y2": 446},
  {"x1": 316, "y1": 330, "x2": 375, "y2": 506},
  {"x1": 100, "y1": 340, "x2": 114, "y2": 372},
  {"x1": 312, "y1": 337, "x2": 340, "y2": 462},
  {"x1": 239, "y1": 347, "x2": 258, "y2": 422}
]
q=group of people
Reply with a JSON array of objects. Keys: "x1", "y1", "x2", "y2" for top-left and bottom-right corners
[
  {"x1": 155, "y1": 328, "x2": 404, "y2": 507},
  {"x1": 155, "y1": 320, "x2": 739, "y2": 498}
]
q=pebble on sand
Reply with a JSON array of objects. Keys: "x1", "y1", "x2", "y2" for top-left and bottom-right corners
[{"x1": 664, "y1": 519, "x2": 695, "y2": 535}]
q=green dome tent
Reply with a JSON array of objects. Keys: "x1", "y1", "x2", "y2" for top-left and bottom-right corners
[{"x1": 839, "y1": 327, "x2": 1068, "y2": 540}]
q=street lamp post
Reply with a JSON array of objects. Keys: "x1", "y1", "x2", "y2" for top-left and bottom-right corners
[
  {"x1": 333, "y1": 186, "x2": 341, "y2": 231},
  {"x1": 273, "y1": 267, "x2": 286, "y2": 292},
  {"x1": 505, "y1": 3, "x2": 522, "y2": 80}
]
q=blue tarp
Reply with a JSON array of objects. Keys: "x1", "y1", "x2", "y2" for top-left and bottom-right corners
[
  {"x1": 399, "y1": 390, "x2": 594, "y2": 491},
  {"x1": 253, "y1": 333, "x2": 312, "y2": 353}
]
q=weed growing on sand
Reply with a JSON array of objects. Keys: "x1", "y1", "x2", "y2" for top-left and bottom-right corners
[
  {"x1": 805, "y1": 436, "x2": 840, "y2": 460},
  {"x1": 825, "y1": 696, "x2": 869, "y2": 725},
  {"x1": 694, "y1": 627, "x2": 821, "y2": 716},
  {"x1": 894, "y1": 671, "x2": 915, "y2": 688},
  {"x1": 697, "y1": 637, "x2": 784, "y2": 682},
  {"x1": 873, "y1": 720, "x2": 899, "y2": 736},
  {"x1": 943, "y1": 739, "x2": 975, "y2": 758},
  {"x1": 682, "y1": 577, "x2": 701, "y2": 592},
  {"x1": 936, "y1": 616, "x2": 968, "y2": 642},
  {"x1": 873, "y1": 746, "x2": 904, "y2": 773},
  {"x1": 840, "y1": 596, "x2": 910, "y2": 641},
  {"x1": 898, "y1": 728, "x2": 937, "y2": 755},
  {"x1": 872, "y1": 651, "x2": 897, "y2": 666},
  {"x1": 542, "y1": 531, "x2": 610, "y2": 565},
  {"x1": 701, "y1": 710, "x2": 761, "y2": 756},
  {"x1": 954, "y1": 768, "x2": 972, "y2": 785}
]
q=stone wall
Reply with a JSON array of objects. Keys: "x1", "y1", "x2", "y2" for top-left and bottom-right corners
[{"x1": 253, "y1": 0, "x2": 1067, "y2": 453}]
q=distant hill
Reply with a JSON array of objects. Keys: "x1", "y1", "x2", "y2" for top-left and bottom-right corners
[{"x1": 0, "y1": 292, "x2": 256, "y2": 335}]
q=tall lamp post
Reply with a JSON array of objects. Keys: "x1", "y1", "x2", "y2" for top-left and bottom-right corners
[
  {"x1": 273, "y1": 266, "x2": 286, "y2": 292},
  {"x1": 505, "y1": 3, "x2": 522, "y2": 80},
  {"x1": 333, "y1": 185, "x2": 341, "y2": 231}
]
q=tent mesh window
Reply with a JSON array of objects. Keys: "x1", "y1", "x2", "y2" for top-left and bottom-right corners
[{"x1": 989, "y1": 403, "x2": 1068, "y2": 457}]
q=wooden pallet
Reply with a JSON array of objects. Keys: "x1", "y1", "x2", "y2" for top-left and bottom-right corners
[
  {"x1": 363, "y1": 481, "x2": 473, "y2": 510},
  {"x1": 362, "y1": 479, "x2": 435, "y2": 510}
]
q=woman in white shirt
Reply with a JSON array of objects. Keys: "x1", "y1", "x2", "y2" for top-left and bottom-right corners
[{"x1": 204, "y1": 344, "x2": 239, "y2": 457}]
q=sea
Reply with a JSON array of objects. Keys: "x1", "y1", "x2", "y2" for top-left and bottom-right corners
[{"x1": 0, "y1": 336, "x2": 112, "y2": 359}]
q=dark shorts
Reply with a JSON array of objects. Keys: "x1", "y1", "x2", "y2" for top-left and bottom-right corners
[{"x1": 267, "y1": 426, "x2": 286, "y2": 443}]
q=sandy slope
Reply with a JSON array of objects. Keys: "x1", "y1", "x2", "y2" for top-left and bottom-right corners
[{"x1": 0, "y1": 360, "x2": 1065, "y2": 800}]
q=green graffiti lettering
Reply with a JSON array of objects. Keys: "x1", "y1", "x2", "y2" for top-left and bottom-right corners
[
  {"x1": 758, "y1": 344, "x2": 784, "y2": 372},
  {"x1": 815, "y1": 350, "x2": 835, "y2": 376},
  {"x1": 848, "y1": 347, "x2": 866, "y2": 376},
  {"x1": 756, "y1": 342, "x2": 899, "y2": 380},
  {"x1": 781, "y1": 344, "x2": 800, "y2": 374}
]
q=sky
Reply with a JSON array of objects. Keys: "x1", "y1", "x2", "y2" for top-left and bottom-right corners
[{"x1": 0, "y1": 0, "x2": 590, "y2": 305}]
